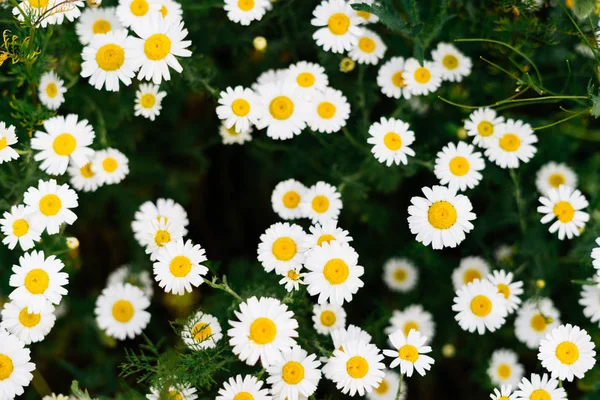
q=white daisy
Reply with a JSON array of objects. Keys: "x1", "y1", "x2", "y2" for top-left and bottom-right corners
[
  {"x1": 384, "y1": 304, "x2": 435, "y2": 345},
  {"x1": 279, "y1": 267, "x2": 305, "y2": 292},
  {"x1": 331, "y1": 324, "x2": 372, "y2": 350},
  {"x1": 311, "y1": 0, "x2": 363, "y2": 54},
  {"x1": 487, "y1": 349, "x2": 525, "y2": 388},
  {"x1": 431, "y1": 42, "x2": 472, "y2": 82},
  {"x1": 142, "y1": 216, "x2": 185, "y2": 259},
  {"x1": 130, "y1": 12, "x2": 192, "y2": 84},
  {"x1": 537, "y1": 185, "x2": 589, "y2": 240},
  {"x1": 155, "y1": 0, "x2": 182, "y2": 23},
  {"x1": 216, "y1": 375, "x2": 272, "y2": 400},
  {"x1": 271, "y1": 179, "x2": 308, "y2": 220},
  {"x1": 307, "y1": 87, "x2": 351, "y2": 134},
  {"x1": 403, "y1": 58, "x2": 442, "y2": 96},
  {"x1": 376, "y1": 57, "x2": 412, "y2": 100},
  {"x1": 434, "y1": 141, "x2": 485, "y2": 192},
  {"x1": 592, "y1": 237, "x2": 600, "y2": 269},
  {"x1": 146, "y1": 384, "x2": 197, "y2": 400},
  {"x1": 256, "y1": 83, "x2": 309, "y2": 140},
  {"x1": 8, "y1": 250, "x2": 68, "y2": 314},
  {"x1": 452, "y1": 278, "x2": 508, "y2": 335},
  {"x1": 495, "y1": 244, "x2": 515, "y2": 265},
  {"x1": 216, "y1": 86, "x2": 261, "y2": 133},
  {"x1": 579, "y1": 275, "x2": 600, "y2": 325},
  {"x1": 366, "y1": 369, "x2": 405, "y2": 400},
  {"x1": 92, "y1": 147, "x2": 129, "y2": 185},
  {"x1": 76, "y1": 6, "x2": 123, "y2": 45},
  {"x1": 106, "y1": 264, "x2": 154, "y2": 298},
  {"x1": 451, "y1": 256, "x2": 491, "y2": 291},
  {"x1": 219, "y1": 122, "x2": 253, "y2": 145},
  {"x1": 384, "y1": 329, "x2": 434, "y2": 377},
  {"x1": 513, "y1": 373, "x2": 566, "y2": 400},
  {"x1": 535, "y1": 162, "x2": 578, "y2": 196},
  {"x1": 538, "y1": 323, "x2": 596, "y2": 382},
  {"x1": 95, "y1": 282, "x2": 151, "y2": 340},
  {"x1": 152, "y1": 239, "x2": 208, "y2": 295},
  {"x1": 13, "y1": 0, "x2": 83, "y2": 27},
  {"x1": 0, "y1": 122, "x2": 19, "y2": 164},
  {"x1": 38, "y1": 71, "x2": 66, "y2": 110},
  {"x1": 31, "y1": 114, "x2": 95, "y2": 175},
  {"x1": 228, "y1": 296, "x2": 299, "y2": 367},
  {"x1": 224, "y1": 0, "x2": 270, "y2": 25},
  {"x1": 312, "y1": 302, "x2": 346, "y2": 335},
  {"x1": 67, "y1": 161, "x2": 102, "y2": 192},
  {"x1": 514, "y1": 298, "x2": 560, "y2": 350},
  {"x1": 305, "y1": 219, "x2": 352, "y2": 250},
  {"x1": 181, "y1": 311, "x2": 223, "y2": 350},
  {"x1": 23, "y1": 179, "x2": 78, "y2": 235},
  {"x1": 134, "y1": 83, "x2": 166, "y2": 121},
  {"x1": 0, "y1": 329, "x2": 36, "y2": 399},
  {"x1": 382, "y1": 258, "x2": 418, "y2": 293},
  {"x1": 266, "y1": 345, "x2": 321, "y2": 400},
  {"x1": 367, "y1": 117, "x2": 415, "y2": 167},
  {"x1": 1, "y1": 299, "x2": 56, "y2": 344},
  {"x1": 487, "y1": 270, "x2": 523, "y2": 314},
  {"x1": 132, "y1": 198, "x2": 189, "y2": 244},
  {"x1": 257, "y1": 222, "x2": 308, "y2": 275},
  {"x1": 285, "y1": 61, "x2": 329, "y2": 99},
  {"x1": 115, "y1": 0, "x2": 161, "y2": 28},
  {"x1": 490, "y1": 385, "x2": 517, "y2": 400},
  {"x1": 349, "y1": 0, "x2": 379, "y2": 24},
  {"x1": 252, "y1": 68, "x2": 288, "y2": 92},
  {"x1": 464, "y1": 107, "x2": 505, "y2": 149},
  {"x1": 300, "y1": 181, "x2": 343, "y2": 224},
  {"x1": 484, "y1": 118, "x2": 538, "y2": 169},
  {"x1": 407, "y1": 185, "x2": 476, "y2": 250},
  {"x1": 348, "y1": 28, "x2": 386, "y2": 65},
  {"x1": 0, "y1": 205, "x2": 42, "y2": 251}
]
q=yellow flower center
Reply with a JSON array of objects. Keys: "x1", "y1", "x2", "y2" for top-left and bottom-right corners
[
  {"x1": 398, "y1": 344, "x2": 419, "y2": 362},
  {"x1": 346, "y1": 356, "x2": 369, "y2": 378},
  {"x1": 102, "y1": 157, "x2": 118, "y2": 172},
  {"x1": 130, "y1": 0, "x2": 149, "y2": 16},
  {"x1": 237, "y1": 0, "x2": 254, "y2": 11},
  {"x1": 477, "y1": 121, "x2": 494, "y2": 137},
  {"x1": 168, "y1": 391, "x2": 182, "y2": 400},
  {"x1": 39, "y1": 194, "x2": 62, "y2": 216},
  {"x1": 317, "y1": 101, "x2": 336, "y2": 119},
  {"x1": 45, "y1": 82, "x2": 58, "y2": 98},
  {"x1": 19, "y1": 307, "x2": 41, "y2": 328},
  {"x1": 323, "y1": 258, "x2": 349, "y2": 285},
  {"x1": 232, "y1": 98, "x2": 251, "y2": 117},
  {"x1": 226, "y1": 126, "x2": 239, "y2": 136},
  {"x1": 159, "y1": 5, "x2": 168, "y2": 17},
  {"x1": 449, "y1": 156, "x2": 470, "y2": 176},
  {"x1": 403, "y1": 321, "x2": 419, "y2": 337},
  {"x1": 144, "y1": 34, "x2": 172, "y2": 61},
  {"x1": 192, "y1": 322, "x2": 212, "y2": 342},
  {"x1": 530, "y1": 313, "x2": 548, "y2": 332},
  {"x1": 427, "y1": 201, "x2": 457, "y2": 230},
  {"x1": 413, "y1": 67, "x2": 431, "y2": 84},
  {"x1": 383, "y1": 132, "x2": 402, "y2": 151},
  {"x1": 553, "y1": 201, "x2": 575, "y2": 223},
  {"x1": 112, "y1": 299, "x2": 134, "y2": 323},
  {"x1": 328, "y1": 13, "x2": 350, "y2": 35},
  {"x1": 269, "y1": 96, "x2": 294, "y2": 120},
  {"x1": 357, "y1": 10, "x2": 371, "y2": 20},
  {"x1": 141, "y1": 93, "x2": 156, "y2": 109},
  {"x1": 555, "y1": 341, "x2": 579, "y2": 365},
  {"x1": 317, "y1": 234, "x2": 336, "y2": 246},
  {"x1": 296, "y1": 72, "x2": 316, "y2": 88},
  {"x1": 249, "y1": 317, "x2": 276, "y2": 344},
  {"x1": 311, "y1": 195, "x2": 329, "y2": 213},
  {"x1": 272, "y1": 237, "x2": 297, "y2": 261},
  {"x1": 497, "y1": 363, "x2": 511, "y2": 379},
  {"x1": 548, "y1": 173, "x2": 565, "y2": 188},
  {"x1": 282, "y1": 190, "x2": 300, "y2": 209},
  {"x1": 374, "y1": 378, "x2": 389, "y2": 394},
  {"x1": 470, "y1": 295, "x2": 492, "y2": 317},
  {"x1": 29, "y1": 0, "x2": 48, "y2": 8},
  {"x1": 92, "y1": 19, "x2": 111, "y2": 34},
  {"x1": 52, "y1": 133, "x2": 77, "y2": 156},
  {"x1": 497, "y1": 283, "x2": 510, "y2": 299},
  {"x1": 12, "y1": 219, "x2": 29, "y2": 237},
  {"x1": 463, "y1": 268, "x2": 482, "y2": 284},
  {"x1": 233, "y1": 393, "x2": 254, "y2": 400},
  {"x1": 286, "y1": 269, "x2": 300, "y2": 281},
  {"x1": 392, "y1": 71, "x2": 406, "y2": 87},
  {"x1": 154, "y1": 229, "x2": 171, "y2": 247},
  {"x1": 394, "y1": 268, "x2": 407, "y2": 282},
  {"x1": 0, "y1": 137, "x2": 6, "y2": 150},
  {"x1": 169, "y1": 255, "x2": 192, "y2": 277},
  {"x1": 96, "y1": 44, "x2": 125, "y2": 71},
  {"x1": 358, "y1": 37, "x2": 376, "y2": 53},
  {"x1": 282, "y1": 361, "x2": 305, "y2": 384},
  {"x1": 530, "y1": 389, "x2": 551, "y2": 400},
  {"x1": 0, "y1": 354, "x2": 14, "y2": 380},
  {"x1": 80, "y1": 162, "x2": 94, "y2": 178},
  {"x1": 320, "y1": 310, "x2": 336, "y2": 326},
  {"x1": 499, "y1": 133, "x2": 521, "y2": 152},
  {"x1": 442, "y1": 54, "x2": 459, "y2": 70}
]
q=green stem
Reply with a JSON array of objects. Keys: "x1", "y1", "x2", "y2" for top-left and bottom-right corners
[
  {"x1": 479, "y1": 56, "x2": 523, "y2": 83},
  {"x1": 532, "y1": 108, "x2": 590, "y2": 131},
  {"x1": 342, "y1": 127, "x2": 368, "y2": 154},
  {"x1": 395, "y1": 371, "x2": 404, "y2": 400},
  {"x1": 202, "y1": 276, "x2": 243, "y2": 303},
  {"x1": 509, "y1": 169, "x2": 526, "y2": 233}
]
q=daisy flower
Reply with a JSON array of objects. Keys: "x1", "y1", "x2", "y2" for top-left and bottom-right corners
[
  {"x1": 515, "y1": 298, "x2": 560, "y2": 349},
  {"x1": 495, "y1": 244, "x2": 515, "y2": 265},
  {"x1": 252, "y1": 68, "x2": 288, "y2": 92},
  {"x1": 384, "y1": 329, "x2": 434, "y2": 377},
  {"x1": 487, "y1": 349, "x2": 525, "y2": 387},
  {"x1": 535, "y1": 162, "x2": 578, "y2": 195},
  {"x1": 451, "y1": 256, "x2": 490, "y2": 291},
  {"x1": 115, "y1": 0, "x2": 161, "y2": 28},
  {"x1": 403, "y1": 58, "x2": 442, "y2": 96},
  {"x1": 81, "y1": 29, "x2": 138, "y2": 91},
  {"x1": 452, "y1": 279, "x2": 508, "y2": 335},
  {"x1": 92, "y1": 148, "x2": 129, "y2": 185},
  {"x1": 271, "y1": 179, "x2": 308, "y2": 220},
  {"x1": 277, "y1": 267, "x2": 303, "y2": 292},
  {"x1": 311, "y1": 0, "x2": 363, "y2": 54},
  {"x1": 0, "y1": 122, "x2": 19, "y2": 164},
  {"x1": 266, "y1": 345, "x2": 321, "y2": 400},
  {"x1": 407, "y1": 185, "x2": 476, "y2": 250},
  {"x1": 38, "y1": 71, "x2": 66, "y2": 110},
  {"x1": 433, "y1": 142, "x2": 485, "y2": 192},
  {"x1": 216, "y1": 375, "x2": 272, "y2": 400},
  {"x1": 181, "y1": 311, "x2": 223, "y2": 350},
  {"x1": 13, "y1": 0, "x2": 83, "y2": 27},
  {"x1": 155, "y1": 0, "x2": 182, "y2": 23},
  {"x1": 285, "y1": 61, "x2": 329, "y2": 99},
  {"x1": 228, "y1": 296, "x2": 299, "y2": 367},
  {"x1": 224, "y1": 0, "x2": 270, "y2": 25},
  {"x1": 146, "y1": 384, "x2": 197, "y2": 400},
  {"x1": 382, "y1": 258, "x2": 418, "y2": 293},
  {"x1": 8, "y1": 250, "x2": 68, "y2": 314},
  {"x1": 219, "y1": 122, "x2": 253, "y2": 145},
  {"x1": 579, "y1": 275, "x2": 600, "y2": 324},
  {"x1": 487, "y1": 270, "x2": 523, "y2": 314},
  {"x1": 303, "y1": 241, "x2": 365, "y2": 305},
  {"x1": 134, "y1": 83, "x2": 166, "y2": 121},
  {"x1": 490, "y1": 385, "x2": 516, "y2": 400},
  {"x1": 95, "y1": 282, "x2": 151, "y2": 340},
  {"x1": 349, "y1": 0, "x2": 379, "y2": 24},
  {"x1": 513, "y1": 373, "x2": 566, "y2": 400},
  {"x1": 464, "y1": 107, "x2": 505, "y2": 149},
  {"x1": 23, "y1": 179, "x2": 78, "y2": 235},
  {"x1": 257, "y1": 222, "x2": 308, "y2": 275},
  {"x1": 0, "y1": 205, "x2": 42, "y2": 251},
  {"x1": 216, "y1": 86, "x2": 261, "y2": 133},
  {"x1": 484, "y1": 118, "x2": 537, "y2": 169},
  {"x1": 1, "y1": 299, "x2": 56, "y2": 345},
  {"x1": 431, "y1": 42, "x2": 472, "y2": 82},
  {"x1": 325, "y1": 340, "x2": 385, "y2": 396},
  {"x1": 106, "y1": 264, "x2": 154, "y2": 298},
  {"x1": 312, "y1": 302, "x2": 346, "y2": 335},
  {"x1": 367, "y1": 369, "x2": 405, "y2": 400},
  {"x1": 367, "y1": 117, "x2": 415, "y2": 166},
  {"x1": 31, "y1": 114, "x2": 95, "y2": 175},
  {"x1": 130, "y1": 12, "x2": 192, "y2": 84},
  {"x1": 305, "y1": 219, "x2": 352, "y2": 250},
  {"x1": 152, "y1": 239, "x2": 208, "y2": 295},
  {"x1": 376, "y1": 57, "x2": 412, "y2": 100},
  {"x1": 349, "y1": 28, "x2": 386, "y2": 65},
  {"x1": 0, "y1": 329, "x2": 35, "y2": 399},
  {"x1": 592, "y1": 237, "x2": 600, "y2": 269},
  {"x1": 307, "y1": 87, "x2": 351, "y2": 134},
  {"x1": 538, "y1": 324, "x2": 596, "y2": 382},
  {"x1": 384, "y1": 305, "x2": 435, "y2": 345},
  {"x1": 537, "y1": 185, "x2": 589, "y2": 240},
  {"x1": 67, "y1": 161, "x2": 102, "y2": 192},
  {"x1": 142, "y1": 217, "x2": 185, "y2": 259},
  {"x1": 300, "y1": 181, "x2": 343, "y2": 224},
  {"x1": 331, "y1": 324, "x2": 372, "y2": 350},
  {"x1": 76, "y1": 6, "x2": 123, "y2": 45},
  {"x1": 256, "y1": 83, "x2": 309, "y2": 140},
  {"x1": 132, "y1": 198, "x2": 189, "y2": 243}
]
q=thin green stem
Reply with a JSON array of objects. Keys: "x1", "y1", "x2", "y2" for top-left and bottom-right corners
[
  {"x1": 479, "y1": 56, "x2": 522, "y2": 83},
  {"x1": 533, "y1": 108, "x2": 590, "y2": 131},
  {"x1": 509, "y1": 169, "x2": 526, "y2": 233},
  {"x1": 395, "y1": 372, "x2": 404, "y2": 400},
  {"x1": 202, "y1": 276, "x2": 243, "y2": 303},
  {"x1": 559, "y1": 2, "x2": 600, "y2": 66},
  {"x1": 342, "y1": 127, "x2": 369, "y2": 154}
]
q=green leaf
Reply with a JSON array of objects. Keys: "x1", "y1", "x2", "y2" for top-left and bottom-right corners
[
  {"x1": 572, "y1": 0, "x2": 596, "y2": 19},
  {"x1": 350, "y1": 2, "x2": 408, "y2": 33}
]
